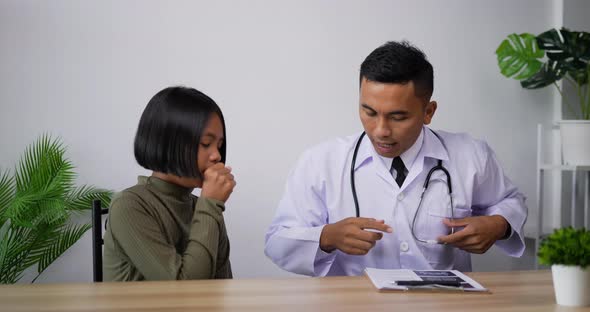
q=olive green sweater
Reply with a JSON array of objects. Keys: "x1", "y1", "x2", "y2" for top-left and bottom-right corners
[{"x1": 103, "y1": 176, "x2": 232, "y2": 281}]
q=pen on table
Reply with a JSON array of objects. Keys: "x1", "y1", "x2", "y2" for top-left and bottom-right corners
[{"x1": 394, "y1": 280, "x2": 462, "y2": 287}]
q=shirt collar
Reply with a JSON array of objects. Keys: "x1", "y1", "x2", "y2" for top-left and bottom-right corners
[
  {"x1": 352, "y1": 126, "x2": 449, "y2": 172},
  {"x1": 379, "y1": 128, "x2": 424, "y2": 171},
  {"x1": 420, "y1": 126, "x2": 450, "y2": 162},
  {"x1": 352, "y1": 132, "x2": 373, "y2": 171}
]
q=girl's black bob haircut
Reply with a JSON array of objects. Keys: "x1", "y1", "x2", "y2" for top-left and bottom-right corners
[{"x1": 134, "y1": 86, "x2": 226, "y2": 179}]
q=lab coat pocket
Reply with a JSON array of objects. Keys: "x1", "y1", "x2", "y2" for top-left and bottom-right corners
[
  {"x1": 421, "y1": 178, "x2": 472, "y2": 235},
  {"x1": 420, "y1": 207, "x2": 471, "y2": 270},
  {"x1": 423, "y1": 207, "x2": 471, "y2": 269},
  {"x1": 428, "y1": 205, "x2": 472, "y2": 238}
]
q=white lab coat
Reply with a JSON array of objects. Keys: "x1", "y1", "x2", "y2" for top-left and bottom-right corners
[{"x1": 265, "y1": 127, "x2": 527, "y2": 276}]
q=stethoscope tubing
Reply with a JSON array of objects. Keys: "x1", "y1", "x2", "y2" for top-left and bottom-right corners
[{"x1": 350, "y1": 130, "x2": 454, "y2": 245}]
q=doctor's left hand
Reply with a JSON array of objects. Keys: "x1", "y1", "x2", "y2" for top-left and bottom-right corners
[{"x1": 437, "y1": 215, "x2": 509, "y2": 254}]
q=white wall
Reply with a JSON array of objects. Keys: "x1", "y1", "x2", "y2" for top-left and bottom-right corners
[{"x1": 0, "y1": 0, "x2": 559, "y2": 282}]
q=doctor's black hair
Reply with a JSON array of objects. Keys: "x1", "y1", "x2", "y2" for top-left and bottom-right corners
[
  {"x1": 134, "y1": 86, "x2": 226, "y2": 179},
  {"x1": 360, "y1": 40, "x2": 433, "y2": 100}
]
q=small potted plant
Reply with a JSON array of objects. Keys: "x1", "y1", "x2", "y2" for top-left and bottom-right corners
[
  {"x1": 495, "y1": 28, "x2": 590, "y2": 165},
  {"x1": 537, "y1": 226, "x2": 590, "y2": 306}
]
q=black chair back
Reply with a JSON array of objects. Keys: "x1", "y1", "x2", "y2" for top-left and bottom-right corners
[{"x1": 92, "y1": 199, "x2": 109, "y2": 282}]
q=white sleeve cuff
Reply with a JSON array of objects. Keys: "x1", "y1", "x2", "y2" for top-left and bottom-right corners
[{"x1": 265, "y1": 225, "x2": 336, "y2": 276}]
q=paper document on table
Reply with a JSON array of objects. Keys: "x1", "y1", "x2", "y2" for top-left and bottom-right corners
[{"x1": 364, "y1": 268, "x2": 488, "y2": 292}]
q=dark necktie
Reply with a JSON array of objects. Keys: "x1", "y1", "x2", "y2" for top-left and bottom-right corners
[{"x1": 391, "y1": 156, "x2": 407, "y2": 187}]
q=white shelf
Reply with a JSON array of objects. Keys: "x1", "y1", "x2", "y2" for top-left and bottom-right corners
[
  {"x1": 539, "y1": 164, "x2": 590, "y2": 171},
  {"x1": 534, "y1": 124, "x2": 590, "y2": 269}
]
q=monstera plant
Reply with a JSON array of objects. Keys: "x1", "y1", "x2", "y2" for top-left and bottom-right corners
[
  {"x1": 0, "y1": 135, "x2": 112, "y2": 283},
  {"x1": 496, "y1": 27, "x2": 590, "y2": 118},
  {"x1": 496, "y1": 27, "x2": 590, "y2": 165}
]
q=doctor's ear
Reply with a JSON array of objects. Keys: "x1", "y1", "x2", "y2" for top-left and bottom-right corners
[{"x1": 423, "y1": 101, "x2": 437, "y2": 124}]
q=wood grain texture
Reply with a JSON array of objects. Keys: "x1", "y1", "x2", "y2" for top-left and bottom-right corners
[{"x1": 0, "y1": 270, "x2": 588, "y2": 311}]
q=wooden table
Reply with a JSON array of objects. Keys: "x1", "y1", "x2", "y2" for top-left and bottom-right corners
[{"x1": 0, "y1": 270, "x2": 588, "y2": 311}]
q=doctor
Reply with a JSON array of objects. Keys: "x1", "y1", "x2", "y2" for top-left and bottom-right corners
[{"x1": 264, "y1": 41, "x2": 527, "y2": 276}]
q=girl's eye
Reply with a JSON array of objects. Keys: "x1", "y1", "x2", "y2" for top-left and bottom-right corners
[{"x1": 201, "y1": 143, "x2": 211, "y2": 148}]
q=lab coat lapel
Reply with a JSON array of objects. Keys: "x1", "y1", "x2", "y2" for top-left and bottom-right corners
[
  {"x1": 357, "y1": 134, "x2": 396, "y2": 187},
  {"x1": 400, "y1": 127, "x2": 450, "y2": 191},
  {"x1": 352, "y1": 132, "x2": 396, "y2": 187},
  {"x1": 403, "y1": 157, "x2": 424, "y2": 191},
  {"x1": 374, "y1": 160, "x2": 396, "y2": 187}
]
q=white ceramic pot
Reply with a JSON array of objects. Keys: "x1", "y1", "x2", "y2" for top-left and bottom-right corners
[
  {"x1": 559, "y1": 120, "x2": 590, "y2": 165},
  {"x1": 551, "y1": 264, "x2": 590, "y2": 306}
]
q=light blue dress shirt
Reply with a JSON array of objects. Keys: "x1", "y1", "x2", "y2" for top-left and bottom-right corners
[{"x1": 265, "y1": 126, "x2": 527, "y2": 276}]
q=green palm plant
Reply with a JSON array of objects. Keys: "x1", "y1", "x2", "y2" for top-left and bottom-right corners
[{"x1": 0, "y1": 135, "x2": 112, "y2": 283}]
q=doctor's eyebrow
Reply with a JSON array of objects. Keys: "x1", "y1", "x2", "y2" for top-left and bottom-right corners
[{"x1": 361, "y1": 104, "x2": 408, "y2": 116}]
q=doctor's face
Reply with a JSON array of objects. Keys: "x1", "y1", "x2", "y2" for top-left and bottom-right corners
[{"x1": 359, "y1": 78, "x2": 436, "y2": 158}]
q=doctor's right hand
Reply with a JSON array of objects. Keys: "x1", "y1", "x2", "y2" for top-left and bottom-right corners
[{"x1": 319, "y1": 218, "x2": 392, "y2": 255}]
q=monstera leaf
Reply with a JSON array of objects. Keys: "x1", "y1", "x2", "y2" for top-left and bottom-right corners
[
  {"x1": 536, "y1": 28, "x2": 590, "y2": 85},
  {"x1": 496, "y1": 33, "x2": 544, "y2": 80},
  {"x1": 521, "y1": 60, "x2": 567, "y2": 89}
]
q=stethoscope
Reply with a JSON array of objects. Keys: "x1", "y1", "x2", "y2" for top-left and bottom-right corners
[{"x1": 350, "y1": 130, "x2": 455, "y2": 245}]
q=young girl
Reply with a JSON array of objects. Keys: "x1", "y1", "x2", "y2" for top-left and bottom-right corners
[{"x1": 103, "y1": 86, "x2": 234, "y2": 281}]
